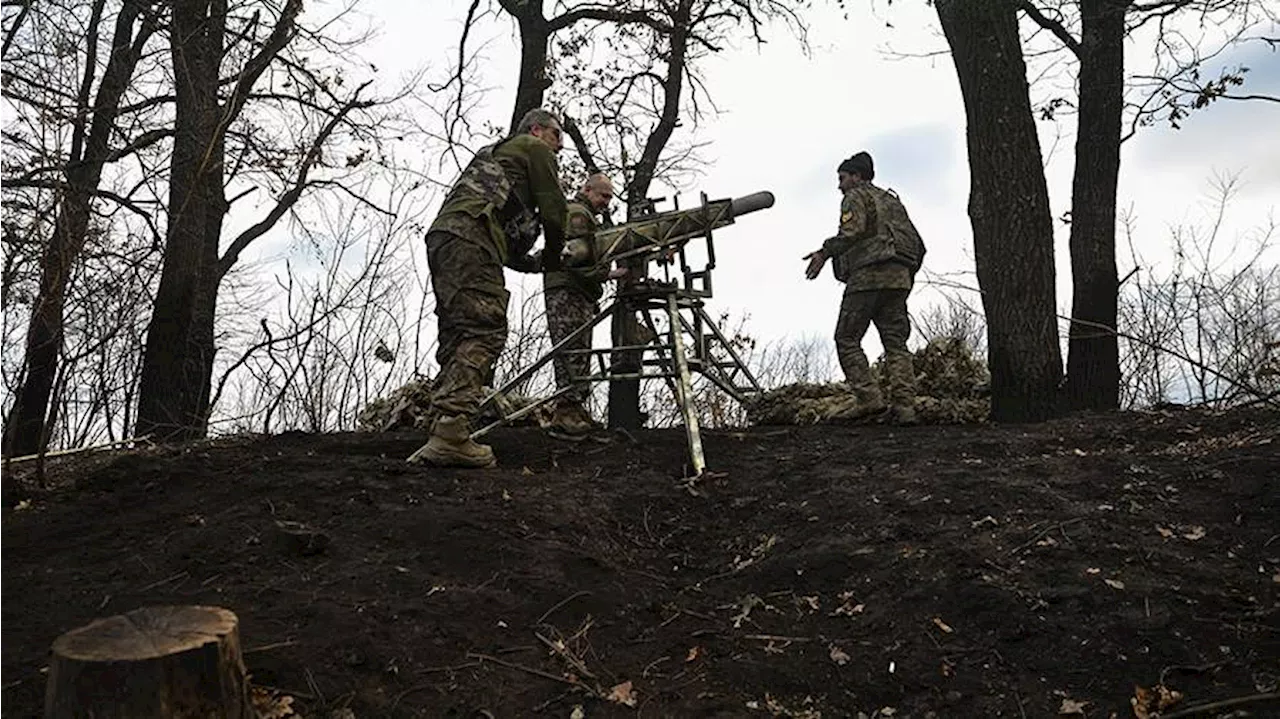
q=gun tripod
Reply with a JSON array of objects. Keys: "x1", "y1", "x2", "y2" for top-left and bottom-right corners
[{"x1": 472, "y1": 264, "x2": 762, "y2": 477}]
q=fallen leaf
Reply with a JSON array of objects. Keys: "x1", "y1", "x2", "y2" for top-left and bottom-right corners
[
  {"x1": 14, "y1": 499, "x2": 32, "y2": 511},
  {"x1": 520, "y1": 466, "x2": 534, "y2": 476},
  {"x1": 570, "y1": 705, "x2": 586, "y2": 719},
  {"x1": 251, "y1": 686, "x2": 296, "y2": 719},
  {"x1": 606, "y1": 680, "x2": 637, "y2": 707},
  {"x1": 1059, "y1": 697, "x2": 1088, "y2": 715},
  {"x1": 1157, "y1": 526, "x2": 1174, "y2": 538},
  {"x1": 1086, "y1": 567, "x2": 1101, "y2": 575},
  {"x1": 1104, "y1": 578, "x2": 1126, "y2": 590},
  {"x1": 1132, "y1": 683, "x2": 1184, "y2": 719},
  {"x1": 1182, "y1": 526, "x2": 1206, "y2": 540},
  {"x1": 686, "y1": 646, "x2": 701, "y2": 662},
  {"x1": 829, "y1": 644, "x2": 851, "y2": 666},
  {"x1": 1036, "y1": 536, "x2": 1059, "y2": 547},
  {"x1": 941, "y1": 660, "x2": 954, "y2": 677},
  {"x1": 971, "y1": 515, "x2": 999, "y2": 529},
  {"x1": 932, "y1": 617, "x2": 954, "y2": 633},
  {"x1": 1073, "y1": 448, "x2": 1088, "y2": 456},
  {"x1": 502, "y1": 489, "x2": 512, "y2": 501}
]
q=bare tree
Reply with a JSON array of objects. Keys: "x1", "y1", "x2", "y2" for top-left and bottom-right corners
[
  {"x1": 1015, "y1": 0, "x2": 1276, "y2": 411},
  {"x1": 2, "y1": 0, "x2": 161, "y2": 456},
  {"x1": 134, "y1": 0, "x2": 387, "y2": 441},
  {"x1": 1117, "y1": 176, "x2": 1278, "y2": 408},
  {"x1": 935, "y1": 0, "x2": 1064, "y2": 422}
]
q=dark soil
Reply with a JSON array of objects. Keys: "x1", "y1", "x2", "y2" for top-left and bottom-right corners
[{"x1": 4, "y1": 407, "x2": 1279, "y2": 718}]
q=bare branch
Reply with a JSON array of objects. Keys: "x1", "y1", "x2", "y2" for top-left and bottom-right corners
[
  {"x1": 217, "y1": 81, "x2": 376, "y2": 279},
  {"x1": 1017, "y1": 0, "x2": 1082, "y2": 56}
]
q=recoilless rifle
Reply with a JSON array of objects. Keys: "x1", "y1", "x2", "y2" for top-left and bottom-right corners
[{"x1": 473, "y1": 190, "x2": 776, "y2": 477}]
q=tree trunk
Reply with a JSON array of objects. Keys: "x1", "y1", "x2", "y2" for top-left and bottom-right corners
[
  {"x1": 508, "y1": 0, "x2": 551, "y2": 133},
  {"x1": 135, "y1": 0, "x2": 225, "y2": 442},
  {"x1": 608, "y1": 1, "x2": 692, "y2": 429},
  {"x1": 936, "y1": 0, "x2": 1063, "y2": 423},
  {"x1": 1063, "y1": 0, "x2": 1127, "y2": 411},
  {"x1": 3, "y1": 0, "x2": 149, "y2": 457},
  {"x1": 44, "y1": 605, "x2": 253, "y2": 718}
]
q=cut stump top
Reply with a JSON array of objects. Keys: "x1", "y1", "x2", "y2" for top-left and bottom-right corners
[{"x1": 52, "y1": 605, "x2": 240, "y2": 662}]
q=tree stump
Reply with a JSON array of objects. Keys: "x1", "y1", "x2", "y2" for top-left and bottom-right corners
[{"x1": 45, "y1": 605, "x2": 253, "y2": 718}]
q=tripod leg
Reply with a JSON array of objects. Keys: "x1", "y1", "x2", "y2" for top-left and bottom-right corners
[{"x1": 667, "y1": 294, "x2": 706, "y2": 476}]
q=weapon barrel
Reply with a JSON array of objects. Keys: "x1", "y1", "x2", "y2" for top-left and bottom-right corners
[
  {"x1": 561, "y1": 190, "x2": 775, "y2": 267},
  {"x1": 729, "y1": 191, "x2": 774, "y2": 218}
]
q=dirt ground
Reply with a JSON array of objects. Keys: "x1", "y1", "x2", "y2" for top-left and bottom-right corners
[{"x1": 3, "y1": 406, "x2": 1278, "y2": 718}]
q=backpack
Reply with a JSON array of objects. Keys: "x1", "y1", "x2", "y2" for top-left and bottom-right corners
[{"x1": 880, "y1": 187, "x2": 926, "y2": 274}]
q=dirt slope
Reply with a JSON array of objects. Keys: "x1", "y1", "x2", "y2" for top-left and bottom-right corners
[{"x1": 3, "y1": 407, "x2": 1278, "y2": 718}]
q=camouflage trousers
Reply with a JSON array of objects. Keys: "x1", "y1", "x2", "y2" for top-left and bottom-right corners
[
  {"x1": 426, "y1": 230, "x2": 509, "y2": 421},
  {"x1": 545, "y1": 286, "x2": 599, "y2": 404},
  {"x1": 834, "y1": 287, "x2": 917, "y2": 405}
]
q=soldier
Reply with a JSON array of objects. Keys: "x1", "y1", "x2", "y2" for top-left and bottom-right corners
[
  {"x1": 408, "y1": 108, "x2": 570, "y2": 468},
  {"x1": 543, "y1": 173, "x2": 615, "y2": 440},
  {"x1": 803, "y1": 151, "x2": 926, "y2": 425}
]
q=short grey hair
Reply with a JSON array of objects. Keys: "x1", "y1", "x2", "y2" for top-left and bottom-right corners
[
  {"x1": 515, "y1": 108, "x2": 561, "y2": 135},
  {"x1": 583, "y1": 172, "x2": 613, "y2": 193}
]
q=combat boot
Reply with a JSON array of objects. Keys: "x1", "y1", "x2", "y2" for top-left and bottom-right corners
[
  {"x1": 547, "y1": 401, "x2": 594, "y2": 441},
  {"x1": 407, "y1": 414, "x2": 496, "y2": 468}
]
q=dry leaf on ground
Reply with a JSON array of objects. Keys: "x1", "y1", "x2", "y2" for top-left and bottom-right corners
[
  {"x1": 607, "y1": 680, "x2": 637, "y2": 707},
  {"x1": 829, "y1": 644, "x2": 851, "y2": 665},
  {"x1": 1058, "y1": 697, "x2": 1088, "y2": 715},
  {"x1": 686, "y1": 646, "x2": 701, "y2": 662},
  {"x1": 1182, "y1": 526, "x2": 1206, "y2": 540},
  {"x1": 932, "y1": 617, "x2": 954, "y2": 633},
  {"x1": 1132, "y1": 683, "x2": 1184, "y2": 718},
  {"x1": 251, "y1": 686, "x2": 296, "y2": 719},
  {"x1": 1104, "y1": 578, "x2": 1126, "y2": 590}
]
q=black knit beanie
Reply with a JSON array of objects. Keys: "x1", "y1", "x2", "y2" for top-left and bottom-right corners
[{"x1": 838, "y1": 151, "x2": 875, "y2": 181}]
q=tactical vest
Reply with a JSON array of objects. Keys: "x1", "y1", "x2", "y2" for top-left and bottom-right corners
[
  {"x1": 441, "y1": 141, "x2": 541, "y2": 255},
  {"x1": 832, "y1": 184, "x2": 927, "y2": 281}
]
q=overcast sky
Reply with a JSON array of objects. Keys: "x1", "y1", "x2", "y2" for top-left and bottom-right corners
[{"x1": 297, "y1": 0, "x2": 1279, "y2": 362}]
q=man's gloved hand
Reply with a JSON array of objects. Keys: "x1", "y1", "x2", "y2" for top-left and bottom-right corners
[
  {"x1": 803, "y1": 248, "x2": 828, "y2": 280},
  {"x1": 541, "y1": 248, "x2": 563, "y2": 272},
  {"x1": 508, "y1": 250, "x2": 543, "y2": 273}
]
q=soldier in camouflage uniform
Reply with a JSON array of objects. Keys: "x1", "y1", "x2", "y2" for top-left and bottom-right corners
[
  {"x1": 803, "y1": 151, "x2": 926, "y2": 425},
  {"x1": 408, "y1": 108, "x2": 570, "y2": 468},
  {"x1": 543, "y1": 173, "x2": 615, "y2": 440}
]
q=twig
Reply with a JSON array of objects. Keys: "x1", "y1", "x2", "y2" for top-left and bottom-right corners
[
  {"x1": 244, "y1": 640, "x2": 299, "y2": 654},
  {"x1": 389, "y1": 664, "x2": 484, "y2": 711},
  {"x1": 138, "y1": 571, "x2": 189, "y2": 592},
  {"x1": 535, "y1": 631, "x2": 597, "y2": 680},
  {"x1": 1160, "y1": 691, "x2": 1280, "y2": 718},
  {"x1": 1158, "y1": 659, "x2": 1231, "y2": 685},
  {"x1": 465, "y1": 652, "x2": 599, "y2": 696},
  {"x1": 537, "y1": 591, "x2": 591, "y2": 625},
  {"x1": 3, "y1": 434, "x2": 153, "y2": 464},
  {"x1": 1006, "y1": 518, "x2": 1085, "y2": 556}
]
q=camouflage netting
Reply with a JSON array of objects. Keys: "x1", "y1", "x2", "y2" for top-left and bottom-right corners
[
  {"x1": 356, "y1": 377, "x2": 552, "y2": 432},
  {"x1": 743, "y1": 337, "x2": 991, "y2": 426}
]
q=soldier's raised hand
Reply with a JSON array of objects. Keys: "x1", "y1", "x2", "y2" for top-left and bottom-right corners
[{"x1": 803, "y1": 249, "x2": 828, "y2": 280}]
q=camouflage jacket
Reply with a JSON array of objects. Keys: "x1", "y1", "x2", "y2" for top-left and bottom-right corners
[
  {"x1": 429, "y1": 133, "x2": 569, "y2": 266},
  {"x1": 543, "y1": 193, "x2": 607, "y2": 301},
  {"x1": 823, "y1": 182, "x2": 924, "y2": 291}
]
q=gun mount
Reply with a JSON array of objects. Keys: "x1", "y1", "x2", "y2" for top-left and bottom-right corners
[{"x1": 477, "y1": 189, "x2": 777, "y2": 478}]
